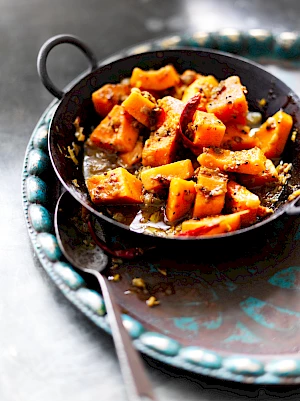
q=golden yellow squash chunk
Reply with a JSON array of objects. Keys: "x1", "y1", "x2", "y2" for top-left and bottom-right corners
[
  {"x1": 141, "y1": 159, "x2": 194, "y2": 192},
  {"x1": 122, "y1": 89, "x2": 156, "y2": 128},
  {"x1": 166, "y1": 178, "x2": 196, "y2": 222},
  {"x1": 87, "y1": 167, "x2": 143, "y2": 204},
  {"x1": 255, "y1": 110, "x2": 293, "y2": 158},
  {"x1": 131, "y1": 65, "x2": 180, "y2": 91},
  {"x1": 193, "y1": 167, "x2": 228, "y2": 218},
  {"x1": 198, "y1": 147, "x2": 267, "y2": 175},
  {"x1": 182, "y1": 75, "x2": 219, "y2": 108},
  {"x1": 190, "y1": 111, "x2": 226, "y2": 148},
  {"x1": 89, "y1": 105, "x2": 139, "y2": 153},
  {"x1": 226, "y1": 180, "x2": 260, "y2": 226}
]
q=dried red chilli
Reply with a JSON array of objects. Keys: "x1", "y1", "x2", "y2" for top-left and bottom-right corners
[
  {"x1": 87, "y1": 219, "x2": 143, "y2": 259},
  {"x1": 178, "y1": 93, "x2": 203, "y2": 155}
]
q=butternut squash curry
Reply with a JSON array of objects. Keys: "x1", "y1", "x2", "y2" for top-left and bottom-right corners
[{"x1": 80, "y1": 65, "x2": 294, "y2": 237}]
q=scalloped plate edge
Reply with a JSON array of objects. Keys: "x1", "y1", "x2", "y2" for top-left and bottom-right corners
[{"x1": 22, "y1": 32, "x2": 300, "y2": 385}]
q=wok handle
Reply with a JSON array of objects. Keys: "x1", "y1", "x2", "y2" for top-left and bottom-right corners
[
  {"x1": 37, "y1": 34, "x2": 98, "y2": 99},
  {"x1": 286, "y1": 196, "x2": 300, "y2": 216},
  {"x1": 86, "y1": 269, "x2": 157, "y2": 401}
]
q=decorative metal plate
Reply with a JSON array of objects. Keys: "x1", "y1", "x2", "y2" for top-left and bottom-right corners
[{"x1": 22, "y1": 30, "x2": 300, "y2": 384}]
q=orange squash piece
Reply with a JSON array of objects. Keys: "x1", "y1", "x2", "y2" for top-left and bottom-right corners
[
  {"x1": 89, "y1": 105, "x2": 139, "y2": 153},
  {"x1": 92, "y1": 83, "x2": 131, "y2": 117},
  {"x1": 255, "y1": 110, "x2": 293, "y2": 158},
  {"x1": 122, "y1": 89, "x2": 157, "y2": 128},
  {"x1": 238, "y1": 159, "x2": 278, "y2": 189},
  {"x1": 140, "y1": 159, "x2": 194, "y2": 192},
  {"x1": 179, "y1": 212, "x2": 243, "y2": 237},
  {"x1": 119, "y1": 138, "x2": 143, "y2": 167},
  {"x1": 221, "y1": 124, "x2": 261, "y2": 151},
  {"x1": 131, "y1": 65, "x2": 180, "y2": 91},
  {"x1": 142, "y1": 134, "x2": 178, "y2": 167},
  {"x1": 87, "y1": 167, "x2": 143, "y2": 205},
  {"x1": 193, "y1": 167, "x2": 228, "y2": 218},
  {"x1": 198, "y1": 147, "x2": 267, "y2": 175},
  {"x1": 182, "y1": 75, "x2": 219, "y2": 109},
  {"x1": 226, "y1": 180, "x2": 260, "y2": 226},
  {"x1": 142, "y1": 96, "x2": 184, "y2": 167},
  {"x1": 165, "y1": 178, "x2": 196, "y2": 222},
  {"x1": 206, "y1": 76, "x2": 248, "y2": 124},
  {"x1": 190, "y1": 111, "x2": 226, "y2": 148}
]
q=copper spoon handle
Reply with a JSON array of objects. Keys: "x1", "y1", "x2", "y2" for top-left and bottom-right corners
[{"x1": 85, "y1": 269, "x2": 157, "y2": 401}]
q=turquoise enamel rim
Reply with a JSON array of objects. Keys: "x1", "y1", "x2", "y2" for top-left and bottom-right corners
[{"x1": 22, "y1": 30, "x2": 300, "y2": 384}]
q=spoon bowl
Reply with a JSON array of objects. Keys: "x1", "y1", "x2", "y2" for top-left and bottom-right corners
[
  {"x1": 54, "y1": 190, "x2": 156, "y2": 401},
  {"x1": 55, "y1": 189, "x2": 109, "y2": 271}
]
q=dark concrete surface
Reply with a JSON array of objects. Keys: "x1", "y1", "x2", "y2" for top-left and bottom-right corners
[{"x1": 2, "y1": 0, "x2": 300, "y2": 400}]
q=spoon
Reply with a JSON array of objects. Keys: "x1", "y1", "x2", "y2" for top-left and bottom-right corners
[{"x1": 54, "y1": 190, "x2": 157, "y2": 401}]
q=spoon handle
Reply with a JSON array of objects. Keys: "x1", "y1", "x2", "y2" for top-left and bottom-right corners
[{"x1": 86, "y1": 269, "x2": 157, "y2": 401}]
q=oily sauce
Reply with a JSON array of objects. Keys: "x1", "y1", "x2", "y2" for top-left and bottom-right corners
[{"x1": 83, "y1": 141, "x2": 177, "y2": 235}]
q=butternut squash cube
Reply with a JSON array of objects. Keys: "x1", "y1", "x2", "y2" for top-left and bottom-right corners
[
  {"x1": 226, "y1": 180, "x2": 260, "y2": 226},
  {"x1": 140, "y1": 159, "x2": 194, "y2": 192},
  {"x1": 89, "y1": 105, "x2": 139, "y2": 153},
  {"x1": 142, "y1": 96, "x2": 184, "y2": 167},
  {"x1": 87, "y1": 167, "x2": 143, "y2": 205},
  {"x1": 238, "y1": 159, "x2": 278, "y2": 189},
  {"x1": 166, "y1": 178, "x2": 196, "y2": 222},
  {"x1": 193, "y1": 167, "x2": 228, "y2": 218},
  {"x1": 142, "y1": 135, "x2": 177, "y2": 167},
  {"x1": 190, "y1": 111, "x2": 226, "y2": 148},
  {"x1": 131, "y1": 65, "x2": 180, "y2": 91},
  {"x1": 92, "y1": 83, "x2": 131, "y2": 117},
  {"x1": 158, "y1": 95, "x2": 185, "y2": 118},
  {"x1": 198, "y1": 147, "x2": 267, "y2": 175},
  {"x1": 119, "y1": 138, "x2": 143, "y2": 167},
  {"x1": 179, "y1": 212, "x2": 242, "y2": 237},
  {"x1": 255, "y1": 110, "x2": 293, "y2": 158},
  {"x1": 122, "y1": 89, "x2": 157, "y2": 128},
  {"x1": 221, "y1": 124, "x2": 261, "y2": 151},
  {"x1": 166, "y1": 178, "x2": 196, "y2": 223},
  {"x1": 206, "y1": 76, "x2": 248, "y2": 124},
  {"x1": 182, "y1": 75, "x2": 219, "y2": 109}
]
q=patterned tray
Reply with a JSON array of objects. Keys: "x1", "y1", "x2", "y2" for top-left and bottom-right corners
[{"x1": 22, "y1": 30, "x2": 300, "y2": 384}]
